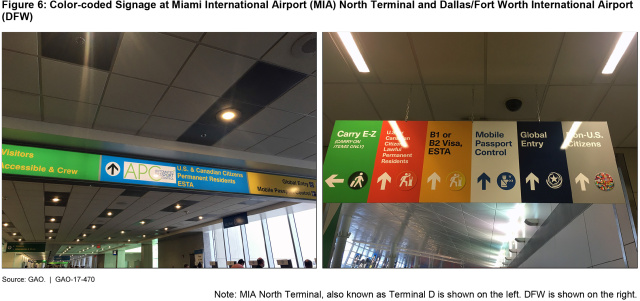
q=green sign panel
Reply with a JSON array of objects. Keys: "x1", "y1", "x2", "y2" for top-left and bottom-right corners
[
  {"x1": 323, "y1": 120, "x2": 382, "y2": 203},
  {"x1": 2, "y1": 144, "x2": 101, "y2": 181},
  {"x1": 6, "y1": 242, "x2": 46, "y2": 252}
]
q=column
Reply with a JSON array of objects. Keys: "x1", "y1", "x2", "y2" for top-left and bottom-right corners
[
  {"x1": 330, "y1": 204, "x2": 356, "y2": 268},
  {"x1": 117, "y1": 249, "x2": 126, "y2": 268},
  {"x1": 140, "y1": 242, "x2": 153, "y2": 268}
]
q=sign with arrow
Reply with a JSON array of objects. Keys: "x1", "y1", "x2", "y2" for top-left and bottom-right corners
[
  {"x1": 525, "y1": 173, "x2": 539, "y2": 190},
  {"x1": 477, "y1": 173, "x2": 490, "y2": 190},
  {"x1": 105, "y1": 162, "x2": 120, "y2": 176},
  {"x1": 322, "y1": 121, "x2": 623, "y2": 204}
]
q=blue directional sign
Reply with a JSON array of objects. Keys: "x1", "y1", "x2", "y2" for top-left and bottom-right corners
[
  {"x1": 517, "y1": 122, "x2": 573, "y2": 203},
  {"x1": 477, "y1": 173, "x2": 491, "y2": 190},
  {"x1": 100, "y1": 155, "x2": 250, "y2": 194}
]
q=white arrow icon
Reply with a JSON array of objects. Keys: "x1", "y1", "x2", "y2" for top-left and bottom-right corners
[
  {"x1": 325, "y1": 174, "x2": 344, "y2": 188},
  {"x1": 575, "y1": 173, "x2": 589, "y2": 191},
  {"x1": 427, "y1": 172, "x2": 440, "y2": 190},
  {"x1": 377, "y1": 172, "x2": 392, "y2": 190},
  {"x1": 526, "y1": 173, "x2": 539, "y2": 190}
]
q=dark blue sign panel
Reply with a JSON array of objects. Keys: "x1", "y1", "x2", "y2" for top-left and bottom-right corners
[
  {"x1": 100, "y1": 155, "x2": 249, "y2": 194},
  {"x1": 223, "y1": 212, "x2": 248, "y2": 228},
  {"x1": 517, "y1": 122, "x2": 573, "y2": 203},
  {"x1": 54, "y1": 255, "x2": 71, "y2": 261}
]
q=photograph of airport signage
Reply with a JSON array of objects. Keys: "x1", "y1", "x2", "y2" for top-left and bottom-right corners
[
  {"x1": 2, "y1": 32, "x2": 317, "y2": 268},
  {"x1": 322, "y1": 32, "x2": 637, "y2": 268}
]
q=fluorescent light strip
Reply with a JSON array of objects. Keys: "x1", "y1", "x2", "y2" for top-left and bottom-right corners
[
  {"x1": 337, "y1": 32, "x2": 370, "y2": 72},
  {"x1": 388, "y1": 121, "x2": 408, "y2": 148},
  {"x1": 602, "y1": 32, "x2": 635, "y2": 74},
  {"x1": 560, "y1": 121, "x2": 582, "y2": 149}
]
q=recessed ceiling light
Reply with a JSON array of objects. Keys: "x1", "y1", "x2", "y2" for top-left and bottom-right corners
[
  {"x1": 140, "y1": 221, "x2": 145, "y2": 225},
  {"x1": 50, "y1": 218, "x2": 56, "y2": 222},
  {"x1": 175, "y1": 204, "x2": 181, "y2": 209},
  {"x1": 3, "y1": 223, "x2": 8, "y2": 227},
  {"x1": 121, "y1": 230, "x2": 125, "y2": 234},
  {"x1": 108, "y1": 237, "x2": 111, "y2": 240},
  {"x1": 12, "y1": 233, "x2": 16, "y2": 236},
  {"x1": 18, "y1": 238, "x2": 22, "y2": 241},
  {"x1": 107, "y1": 212, "x2": 112, "y2": 216},
  {"x1": 198, "y1": 216, "x2": 203, "y2": 220},
  {"x1": 48, "y1": 237, "x2": 52, "y2": 240},
  {"x1": 602, "y1": 32, "x2": 636, "y2": 74},
  {"x1": 49, "y1": 229, "x2": 54, "y2": 233},
  {"x1": 217, "y1": 109, "x2": 240, "y2": 122},
  {"x1": 76, "y1": 239, "x2": 80, "y2": 242},
  {"x1": 337, "y1": 32, "x2": 370, "y2": 73},
  {"x1": 164, "y1": 227, "x2": 168, "y2": 231},
  {"x1": 52, "y1": 197, "x2": 60, "y2": 202},
  {"x1": 91, "y1": 225, "x2": 96, "y2": 229},
  {"x1": 82, "y1": 233, "x2": 87, "y2": 237},
  {"x1": 128, "y1": 239, "x2": 131, "y2": 242},
  {"x1": 142, "y1": 234, "x2": 146, "y2": 238}
]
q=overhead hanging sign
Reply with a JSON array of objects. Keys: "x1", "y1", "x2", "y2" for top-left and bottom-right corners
[
  {"x1": 5, "y1": 242, "x2": 46, "y2": 252},
  {"x1": 323, "y1": 121, "x2": 623, "y2": 204},
  {"x1": 2, "y1": 144, "x2": 315, "y2": 200}
]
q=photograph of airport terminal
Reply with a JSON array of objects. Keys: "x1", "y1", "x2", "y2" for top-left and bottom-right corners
[
  {"x1": 2, "y1": 32, "x2": 317, "y2": 268},
  {"x1": 322, "y1": 32, "x2": 637, "y2": 268}
]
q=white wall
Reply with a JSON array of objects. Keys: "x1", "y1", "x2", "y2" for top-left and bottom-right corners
[{"x1": 519, "y1": 204, "x2": 637, "y2": 268}]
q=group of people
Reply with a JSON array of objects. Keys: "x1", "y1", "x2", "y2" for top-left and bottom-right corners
[{"x1": 186, "y1": 258, "x2": 315, "y2": 268}]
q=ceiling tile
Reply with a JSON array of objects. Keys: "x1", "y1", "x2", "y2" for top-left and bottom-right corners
[
  {"x1": 276, "y1": 141, "x2": 316, "y2": 160},
  {"x1": 273, "y1": 116, "x2": 317, "y2": 141},
  {"x1": 2, "y1": 89, "x2": 40, "y2": 121},
  {"x1": 101, "y1": 74, "x2": 167, "y2": 114},
  {"x1": 202, "y1": 32, "x2": 284, "y2": 59},
  {"x1": 487, "y1": 33, "x2": 563, "y2": 84},
  {"x1": 426, "y1": 85, "x2": 485, "y2": 121},
  {"x1": 45, "y1": 206, "x2": 66, "y2": 216},
  {"x1": 323, "y1": 84, "x2": 380, "y2": 120},
  {"x1": 113, "y1": 33, "x2": 195, "y2": 84},
  {"x1": 2, "y1": 32, "x2": 38, "y2": 55},
  {"x1": 165, "y1": 32, "x2": 204, "y2": 42},
  {"x1": 268, "y1": 76, "x2": 317, "y2": 114},
  {"x1": 246, "y1": 136, "x2": 300, "y2": 155},
  {"x1": 357, "y1": 32, "x2": 420, "y2": 84},
  {"x1": 540, "y1": 86, "x2": 609, "y2": 121},
  {"x1": 237, "y1": 108, "x2": 302, "y2": 135},
  {"x1": 363, "y1": 84, "x2": 432, "y2": 121},
  {"x1": 41, "y1": 32, "x2": 120, "y2": 71},
  {"x1": 44, "y1": 183, "x2": 73, "y2": 192},
  {"x1": 173, "y1": 45, "x2": 256, "y2": 96},
  {"x1": 93, "y1": 107, "x2": 148, "y2": 135},
  {"x1": 412, "y1": 33, "x2": 485, "y2": 85},
  {"x1": 138, "y1": 116, "x2": 193, "y2": 140},
  {"x1": 619, "y1": 128, "x2": 637, "y2": 148},
  {"x1": 43, "y1": 97, "x2": 98, "y2": 128},
  {"x1": 2, "y1": 50, "x2": 39, "y2": 93},
  {"x1": 213, "y1": 129, "x2": 268, "y2": 150},
  {"x1": 591, "y1": 86, "x2": 637, "y2": 146},
  {"x1": 262, "y1": 32, "x2": 316, "y2": 74},
  {"x1": 153, "y1": 87, "x2": 218, "y2": 122},
  {"x1": 322, "y1": 114, "x2": 334, "y2": 147},
  {"x1": 304, "y1": 154, "x2": 317, "y2": 162},
  {"x1": 322, "y1": 32, "x2": 357, "y2": 83},
  {"x1": 41, "y1": 58, "x2": 108, "y2": 103},
  {"x1": 550, "y1": 33, "x2": 620, "y2": 85}
]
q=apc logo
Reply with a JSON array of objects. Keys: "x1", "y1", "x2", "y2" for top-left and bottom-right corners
[{"x1": 123, "y1": 162, "x2": 176, "y2": 184}]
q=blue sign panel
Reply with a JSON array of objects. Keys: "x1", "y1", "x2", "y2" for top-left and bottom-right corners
[
  {"x1": 100, "y1": 155, "x2": 249, "y2": 194},
  {"x1": 53, "y1": 255, "x2": 71, "y2": 261},
  {"x1": 517, "y1": 122, "x2": 573, "y2": 203}
]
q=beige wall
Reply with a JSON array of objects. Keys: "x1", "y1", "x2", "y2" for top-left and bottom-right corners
[{"x1": 158, "y1": 232, "x2": 204, "y2": 268}]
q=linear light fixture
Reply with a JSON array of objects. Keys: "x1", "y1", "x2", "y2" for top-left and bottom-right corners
[
  {"x1": 602, "y1": 32, "x2": 635, "y2": 74},
  {"x1": 560, "y1": 121, "x2": 582, "y2": 149},
  {"x1": 388, "y1": 121, "x2": 408, "y2": 148},
  {"x1": 337, "y1": 32, "x2": 369, "y2": 72}
]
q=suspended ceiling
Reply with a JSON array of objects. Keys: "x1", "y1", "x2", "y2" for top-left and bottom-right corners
[{"x1": 2, "y1": 32, "x2": 318, "y2": 177}]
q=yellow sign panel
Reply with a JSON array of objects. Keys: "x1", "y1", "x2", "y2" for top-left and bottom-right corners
[{"x1": 247, "y1": 172, "x2": 317, "y2": 200}]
